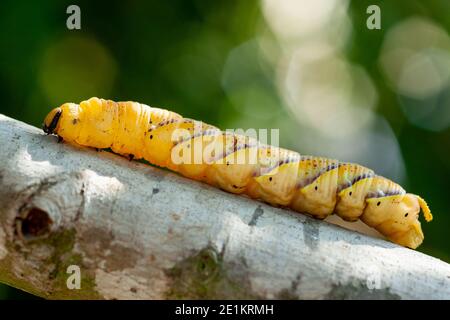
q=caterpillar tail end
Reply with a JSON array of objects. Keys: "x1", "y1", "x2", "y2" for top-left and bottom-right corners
[
  {"x1": 417, "y1": 195, "x2": 433, "y2": 222},
  {"x1": 392, "y1": 194, "x2": 432, "y2": 249}
]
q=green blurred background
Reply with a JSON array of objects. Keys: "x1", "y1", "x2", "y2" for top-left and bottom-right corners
[{"x1": 0, "y1": 0, "x2": 449, "y2": 298}]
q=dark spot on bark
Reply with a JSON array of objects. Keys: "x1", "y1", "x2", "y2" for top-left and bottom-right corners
[
  {"x1": 248, "y1": 206, "x2": 264, "y2": 226},
  {"x1": 164, "y1": 246, "x2": 262, "y2": 299},
  {"x1": 16, "y1": 207, "x2": 53, "y2": 240},
  {"x1": 303, "y1": 220, "x2": 319, "y2": 249},
  {"x1": 269, "y1": 177, "x2": 273, "y2": 181},
  {"x1": 150, "y1": 135, "x2": 153, "y2": 139},
  {"x1": 79, "y1": 227, "x2": 139, "y2": 272},
  {"x1": 377, "y1": 201, "x2": 381, "y2": 206},
  {"x1": 277, "y1": 273, "x2": 302, "y2": 299},
  {"x1": 326, "y1": 282, "x2": 401, "y2": 300},
  {"x1": 349, "y1": 191, "x2": 353, "y2": 196},
  {"x1": 152, "y1": 188, "x2": 159, "y2": 195},
  {"x1": 130, "y1": 287, "x2": 137, "y2": 293},
  {"x1": 75, "y1": 182, "x2": 86, "y2": 221},
  {"x1": 404, "y1": 213, "x2": 408, "y2": 217},
  {"x1": 315, "y1": 186, "x2": 318, "y2": 191},
  {"x1": 72, "y1": 119, "x2": 78, "y2": 125}
]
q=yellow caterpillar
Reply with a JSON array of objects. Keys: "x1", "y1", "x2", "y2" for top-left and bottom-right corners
[{"x1": 43, "y1": 97, "x2": 433, "y2": 249}]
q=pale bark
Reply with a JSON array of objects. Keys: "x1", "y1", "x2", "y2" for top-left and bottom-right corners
[{"x1": 0, "y1": 113, "x2": 449, "y2": 300}]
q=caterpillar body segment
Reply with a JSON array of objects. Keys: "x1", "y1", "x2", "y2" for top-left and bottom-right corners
[{"x1": 43, "y1": 97, "x2": 433, "y2": 249}]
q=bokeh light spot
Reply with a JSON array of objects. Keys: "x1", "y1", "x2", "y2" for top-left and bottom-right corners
[
  {"x1": 379, "y1": 17, "x2": 450, "y2": 131},
  {"x1": 281, "y1": 53, "x2": 377, "y2": 139},
  {"x1": 262, "y1": 0, "x2": 343, "y2": 41}
]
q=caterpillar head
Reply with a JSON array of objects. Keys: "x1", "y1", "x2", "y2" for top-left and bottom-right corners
[
  {"x1": 43, "y1": 107, "x2": 62, "y2": 135},
  {"x1": 363, "y1": 194, "x2": 433, "y2": 249},
  {"x1": 43, "y1": 102, "x2": 83, "y2": 142}
]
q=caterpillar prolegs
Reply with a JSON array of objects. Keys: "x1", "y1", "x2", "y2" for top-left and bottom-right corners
[{"x1": 43, "y1": 97, "x2": 433, "y2": 249}]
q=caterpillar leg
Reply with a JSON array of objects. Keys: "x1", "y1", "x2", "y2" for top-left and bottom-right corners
[{"x1": 361, "y1": 194, "x2": 432, "y2": 249}]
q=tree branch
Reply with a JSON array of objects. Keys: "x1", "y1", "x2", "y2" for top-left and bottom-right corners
[{"x1": 0, "y1": 114, "x2": 449, "y2": 299}]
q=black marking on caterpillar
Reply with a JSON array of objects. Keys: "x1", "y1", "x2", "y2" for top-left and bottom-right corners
[
  {"x1": 259, "y1": 152, "x2": 301, "y2": 176},
  {"x1": 150, "y1": 118, "x2": 199, "y2": 132},
  {"x1": 366, "y1": 190, "x2": 404, "y2": 199},
  {"x1": 173, "y1": 128, "x2": 222, "y2": 146},
  {"x1": 211, "y1": 139, "x2": 263, "y2": 163},
  {"x1": 338, "y1": 172, "x2": 376, "y2": 192}
]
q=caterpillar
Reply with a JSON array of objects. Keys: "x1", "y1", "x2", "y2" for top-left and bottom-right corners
[{"x1": 43, "y1": 97, "x2": 433, "y2": 249}]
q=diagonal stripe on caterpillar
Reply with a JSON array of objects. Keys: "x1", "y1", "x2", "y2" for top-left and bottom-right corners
[{"x1": 43, "y1": 97, "x2": 433, "y2": 249}]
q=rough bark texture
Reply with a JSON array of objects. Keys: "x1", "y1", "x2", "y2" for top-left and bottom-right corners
[{"x1": 0, "y1": 113, "x2": 449, "y2": 300}]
